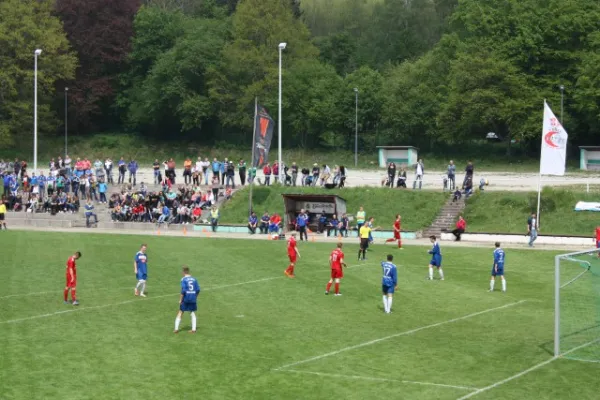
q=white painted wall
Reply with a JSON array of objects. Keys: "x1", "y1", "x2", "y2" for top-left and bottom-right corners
[{"x1": 440, "y1": 232, "x2": 596, "y2": 246}]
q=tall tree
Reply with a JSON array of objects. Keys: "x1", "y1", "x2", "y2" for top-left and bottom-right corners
[
  {"x1": 0, "y1": 0, "x2": 76, "y2": 148},
  {"x1": 209, "y1": 0, "x2": 318, "y2": 131},
  {"x1": 56, "y1": 0, "x2": 141, "y2": 133}
]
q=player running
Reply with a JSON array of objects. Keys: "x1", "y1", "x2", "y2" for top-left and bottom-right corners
[
  {"x1": 284, "y1": 233, "x2": 300, "y2": 278},
  {"x1": 174, "y1": 266, "x2": 201, "y2": 334},
  {"x1": 326, "y1": 243, "x2": 346, "y2": 296},
  {"x1": 489, "y1": 242, "x2": 506, "y2": 292},
  {"x1": 64, "y1": 251, "x2": 82, "y2": 305},
  {"x1": 134, "y1": 244, "x2": 148, "y2": 297},
  {"x1": 385, "y1": 214, "x2": 402, "y2": 249},
  {"x1": 427, "y1": 235, "x2": 444, "y2": 280},
  {"x1": 381, "y1": 254, "x2": 398, "y2": 314}
]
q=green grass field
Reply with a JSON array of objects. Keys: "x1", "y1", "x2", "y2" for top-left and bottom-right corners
[
  {"x1": 463, "y1": 188, "x2": 600, "y2": 236},
  {"x1": 222, "y1": 186, "x2": 448, "y2": 230},
  {"x1": 1, "y1": 231, "x2": 600, "y2": 399}
]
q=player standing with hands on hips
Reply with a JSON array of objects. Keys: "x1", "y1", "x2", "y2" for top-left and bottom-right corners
[
  {"x1": 174, "y1": 266, "x2": 201, "y2": 333},
  {"x1": 427, "y1": 235, "x2": 444, "y2": 280},
  {"x1": 326, "y1": 243, "x2": 346, "y2": 296},
  {"x1": 489, "y1": 242, "x2": 506, "y2": 292},
  {"x1": 134, "y1": 244, "x2": 148, "y2": 297},
  {"x1": 381, "y1": 254, "x2": 398, "y2": 314}
]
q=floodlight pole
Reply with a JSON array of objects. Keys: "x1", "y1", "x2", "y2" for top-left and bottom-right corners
[
  {"x1": 278, "y1": 42, "x2": 286, "y2": 183},
  {"x1": 354, "y1": 88, "x2": 358, "y2": 168},
  {"x1": 34, "y1": 49, "x2": 42, "y2": 173}
]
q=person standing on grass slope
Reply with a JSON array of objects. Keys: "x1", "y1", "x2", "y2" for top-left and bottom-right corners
[
  {"x1": 326, "y1": 243, "x2": 346, "y2": 296},
  {"x1": 64, "y1": 251, "x2": 81, "y2": 305},
  {"x1": 427, "y1": 235, "x2": 444, "y2": 280},
  {"x1": 527, "y1": 212, "x2": 538, "y2": 247},
  {"x1": 284, "y1": 233, "x2": 300, "y2": 278},
  {"x1": 385, "y1": 214, "x2": 402, "y2": 248},
  {"x1": 381, "y1": 254, "x2": 398, "y2": 314},
  {"x1": 489, "y1": 242, "x2": 506, "y2": 292},
  {"x1": 174, "y1": 266, "x2": 201, "y2": 334},
  {"x1": 134, "y1": 244, "x2": 149, "y2": 297},
  {"x1": 356, "y1": 206, "x2": 366, "y2": 236}
]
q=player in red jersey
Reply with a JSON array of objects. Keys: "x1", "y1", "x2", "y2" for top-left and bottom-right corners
[
  {"x1": 284, "y1": 233, "x2": 300, "y2": 278},
  {"x1": 595, "y1": 226, "x2": 600, "y2": 257},
  {"x1": 64, "y1": 251, "x2": 82, "y2": 305},
  {"x1": 326, "y1": 243, "x2": 346, "y2": 296},
  {"x1": 385, "y1": 214, "x2": 402, "y2": 248}
]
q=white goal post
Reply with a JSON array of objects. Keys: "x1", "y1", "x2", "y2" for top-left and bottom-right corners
[{"x1": 555, "y1": 248, "x2": 599, "y2": 359}]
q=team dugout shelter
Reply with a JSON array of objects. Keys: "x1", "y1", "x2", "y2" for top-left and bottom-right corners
[
  {"x1": 281, "y1": 194, "x2": 347, "y2": 232},
  {"x1": 377, "y1": 146, "x2": 419, "y2": 168},
  {"x1": 579, "y1": 146, "x2": 600, "y2": 171}
]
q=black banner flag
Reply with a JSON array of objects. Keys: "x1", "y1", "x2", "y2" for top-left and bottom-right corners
[{"x1": 252, "y1": 105, "x2": 274, "y2": 168}]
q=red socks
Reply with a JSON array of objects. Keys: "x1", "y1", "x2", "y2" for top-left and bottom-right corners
[
  {"x1": 285, "y1": 265, "x2": 294, "y2": 274},
  {"x1": 334, "y1": 283, "x2": 340, "y2": 294},
  {"x1": 326, "y1": 282, "x2": 332, "y2": 292},
  {"x1": 398, "y1": 239, "x2": 402, "y2": 248},
  {"x1": 63, "y1": 289, "x2": 69, "y2": 301},
  {"x1": 71, "y1": 289, "x2": 76, "y2": 301}
]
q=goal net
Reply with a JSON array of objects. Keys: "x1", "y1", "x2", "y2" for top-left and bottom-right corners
[{"x1": 555, "y1": 249, "x2": 600, "y2": 361}]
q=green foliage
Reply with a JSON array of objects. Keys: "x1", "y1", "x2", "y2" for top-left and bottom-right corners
[
  {"x1": 208, "y1": 0, "x2": 318, "y2": 131},
  {"x1": 220, "y1": 186, "x2": 449, "y2": 230},
  {"x1": 0, "y1": 0, "x2": 76, "y2": 148},
  {"x1": 464, "y1": 188, "x2": 600, "y2": 235}
]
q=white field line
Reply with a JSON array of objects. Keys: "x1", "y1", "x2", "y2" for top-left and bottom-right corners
[
  {"x1": 456, "y1": 338, "x2": 600, "y2": 400},
  {"x1": 274, "y1": 300, "x2": 527, "y2": 371},
  {"x1": 0, "y1": 276, "x2": 281, "y2": 325},
  {"x1": 0, "y1": 286, "x2": 135, "y2": 301},
  {"x1": 563, "y1": 357, "x2": 600, "y2": 364},
  {"x1": 280, "y1": 369, "x2": 479, "y2": 391}
]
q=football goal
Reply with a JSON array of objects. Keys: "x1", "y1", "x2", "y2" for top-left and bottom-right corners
[{"x1": 555, "y1": 248, "x2": 600, "y2": 362}]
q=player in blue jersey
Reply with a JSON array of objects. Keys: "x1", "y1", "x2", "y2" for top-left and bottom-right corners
[
  {"x1": 427, "y1": 235, "x2": 444, "y2": 280},
  {"x1": 174, "y1": 266, "x2": 201, "y2": 333},
  {"x1": 381, "y1": 254, "x2": 398, "y2": 314},
  {"x1": 134, "y1": 244, "x2": 148, "y2": 297},
  {"x1": 489, "y1": 242, "x2": 506, "y2": 292}
]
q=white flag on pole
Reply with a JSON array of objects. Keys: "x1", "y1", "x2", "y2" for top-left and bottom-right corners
[{"x1": 540, "y1": 100, "x2": 568, "y2": 176}]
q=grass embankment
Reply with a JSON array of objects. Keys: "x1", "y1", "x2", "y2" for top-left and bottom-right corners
[
  {"x1": 220, "y1": 186, "x2": 449, "y2": 231},
  {"x1": 463, "y1": 187, "x2": 600, "y2": 236},
  {"x1": 2, "y1": 132, "x2": 587, "y2": 173}
]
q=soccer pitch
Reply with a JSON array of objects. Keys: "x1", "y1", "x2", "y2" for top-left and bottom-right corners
[{"x1": 1, "y1": 231, "x2": 599, "y2": 400}]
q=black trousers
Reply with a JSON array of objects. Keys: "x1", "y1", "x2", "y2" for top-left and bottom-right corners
[{"x1": 452, "y1": 228, "x2": 464, "y2": 241}]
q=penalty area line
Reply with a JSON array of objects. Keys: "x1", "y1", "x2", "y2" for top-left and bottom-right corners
[
  {"x1": 456, "y1": 338, "x2": 600, "y2": 400},
  {"x1": 278, "y1": 369, "x2": 479, "y2": 391},
  {"x1": 0, "y1": 276, "x2": 280, "y2": 325},
  {"x1": 274, "y1": 300, "x2": 527, "y2": 371}
]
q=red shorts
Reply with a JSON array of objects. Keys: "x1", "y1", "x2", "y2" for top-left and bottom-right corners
[
  {"x1": 288, "y1": 254, "x2": 297, "y2": 263},
  {"x1": 66, "y1": 275, "x2": 77, "y2": 288},
  {"x1": 331, "y1": 268, "x2": 343, "y2": 279}
]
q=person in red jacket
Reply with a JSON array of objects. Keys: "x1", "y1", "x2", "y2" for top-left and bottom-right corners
[
  {"x1": 452, "y1": 216, "x2": 466, "y2": 241},
  {"x1": 263, "y1": 163, "x2": 272, "y2": 186}
]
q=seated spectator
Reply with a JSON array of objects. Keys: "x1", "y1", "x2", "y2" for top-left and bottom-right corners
[
  {"x1": 157, "y1": 203, "x2": 170, "y2": 225},
  {"x1": 259, "y1": 211, "x2": 270, "y2": 234},
  {"x1": 452, "y1": 216, "x2": 467, "y2": 241},
  {"x1": 248, "y1": 212, "x2": 258, "y2": 234},
  {"x1": 452, "y1": 189, "x2": 462, "y2": 203},
  {"x1": 397, "y1": 168, "x2": 407, "y2": 188},
  {"x1": 192, "y1": 206, "x2": 202, "y2": 223},
  {"x1": 112, "y1": 204, "x2": 123, "y2": 221},
  {"x1": 269, "y1": 213, "x2": 281, "y2": 234},
  {"x1": 327, "y1": 214, "x2": 340, "y2": 237}
]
